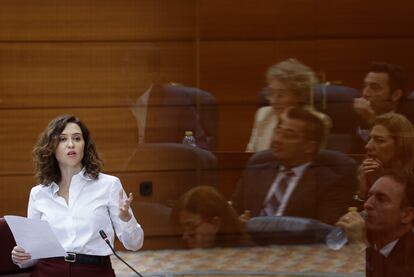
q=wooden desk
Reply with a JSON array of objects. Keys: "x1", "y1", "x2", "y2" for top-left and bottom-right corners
[{"x1": 112, "y1": 244, "x2": 364, "y2": 277}]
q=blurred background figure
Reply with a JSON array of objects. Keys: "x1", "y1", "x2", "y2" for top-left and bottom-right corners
[
  {"x1": 234, "y1": 107, "x2": 356, "y2": 225},
  {"x1": 355, "y1": 113, "x2": 414, "y2": 203},
  {"x1": 337, "y1": 171, "x2": 414, "y2": 277},
  {"x1": 246, "y1": 58, "x2": 322, "y2": 152},
  {"x1": 352, "y1": 62, "x2": 410, "y2": 153},
  {"x1": 171, "y1": 186, "x2": 247, "y2": 248}
]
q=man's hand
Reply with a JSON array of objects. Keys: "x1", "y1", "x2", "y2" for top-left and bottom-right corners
[
  {"x1": 239, "y1": 210, "x2": 252, "y2": 223},
  {"x1": 336, "y1": 211, "x2": 367, "y2": 245},
  {"x1": 353, "y1": 97, "x2": 376, "y2": 124}
]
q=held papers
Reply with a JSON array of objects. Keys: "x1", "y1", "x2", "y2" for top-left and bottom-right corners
[{"x1": 5, "y1": 215, "x2": 66, "y2": 259}]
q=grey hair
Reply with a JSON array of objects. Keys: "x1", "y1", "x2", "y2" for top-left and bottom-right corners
[{"x1": 266, "y1": 58, "x2": 319, "y2": 103}]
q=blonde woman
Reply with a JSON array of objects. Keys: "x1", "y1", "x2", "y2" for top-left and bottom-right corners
[{"x1": 246, "y1": 58, "x2": 325, "y2": 152}]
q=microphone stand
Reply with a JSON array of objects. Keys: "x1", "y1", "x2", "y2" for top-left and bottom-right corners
[{"x1": 99, "y1": 230, "x2": 143, "y2": 277}]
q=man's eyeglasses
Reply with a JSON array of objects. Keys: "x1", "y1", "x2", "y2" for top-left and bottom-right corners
[{"x1": 274, "y1": 128, "x2": 304, "y2": 141}]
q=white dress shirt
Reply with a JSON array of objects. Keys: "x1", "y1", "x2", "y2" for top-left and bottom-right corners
[
  {"x1": 377, "y1": 239, "x2": 398, "y2": 257},
  {"x1": 130, "y1": 85, "x2": 151, "y2": 144},
  {"x1": 27, "y1": 169, "x2": 144, "y2": 257}
]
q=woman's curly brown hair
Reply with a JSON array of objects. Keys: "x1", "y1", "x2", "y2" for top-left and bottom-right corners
[{"x1": 32, "y1": 115, "x2": 103, "y2": 185}]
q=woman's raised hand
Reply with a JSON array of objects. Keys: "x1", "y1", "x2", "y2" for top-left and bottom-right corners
[{"x1": 118, "y1": 189, "x2": 133, "y2": 222}]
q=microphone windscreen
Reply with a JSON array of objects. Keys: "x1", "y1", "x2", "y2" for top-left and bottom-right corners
[{"x1": 99, "y1": 230, "x2": 108, "y2": 240}]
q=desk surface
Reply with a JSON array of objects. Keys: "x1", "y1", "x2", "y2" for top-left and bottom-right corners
[{"x1": 111, "y1": 244, "x2": 364, "y2": 277}]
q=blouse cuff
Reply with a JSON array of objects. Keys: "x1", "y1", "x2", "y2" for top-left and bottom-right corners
[
  {"x1": 120, "y1": 215, "x2": 139, "y2": 231},
  {"x1": 15, "y1": 258, "x2": 38, "y2": 269}
]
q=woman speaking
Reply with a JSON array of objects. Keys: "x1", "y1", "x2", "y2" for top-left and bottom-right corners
[{"x1": 11, "y1": 114, "x2": 144, "y2": 277}]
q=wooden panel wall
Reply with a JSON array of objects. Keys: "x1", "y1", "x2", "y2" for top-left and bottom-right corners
[
  {"x1": 0, "y1": 0, "x2": 196, "y2": 41},
  {"x1": 1, "y1": 0, "x2": 414, "y2": 249},
  {"x1": 0, "y1": 1, "x2": 199, "y2": 249},
  {"x1": 198, "y1": 0, "x2": 414, "y2": 151},
  {"x1": 199, "y1": 0, "x2": 317, "y2": 39},
  {"x1": 0, "y1": 43, "x2": 196, "y2": 108},
  {"x1": 199, "y1": 0, "x2": 414, "y2": 39}
]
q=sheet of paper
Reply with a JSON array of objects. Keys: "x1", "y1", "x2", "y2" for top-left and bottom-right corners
[{"x1": 5, "y1": 215, "x2": 67, "y2": 259}]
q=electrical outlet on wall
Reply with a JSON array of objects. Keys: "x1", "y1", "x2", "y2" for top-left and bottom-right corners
[{"x1": 139, "y1": 181, "x2": 153, "y2": 196}]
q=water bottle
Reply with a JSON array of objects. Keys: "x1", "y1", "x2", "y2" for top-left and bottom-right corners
[
  {"x1": 182, "y1": 131, "x2": 197, "y2": 147},
  {"x1": 326, "y1": 226, "x2": 348, "y2": 250},
  {"x1": 326, "y1": 207, "x2": 365, "y2": 250}
]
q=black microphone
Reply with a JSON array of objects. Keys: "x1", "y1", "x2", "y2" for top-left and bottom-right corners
[{"x1": 99, "y1": 229, "x2": 143, "y2": 277}]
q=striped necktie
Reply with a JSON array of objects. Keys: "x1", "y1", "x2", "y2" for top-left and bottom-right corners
[{"x1": 261, "y1": 169, "x2": 294, "y2": 216}]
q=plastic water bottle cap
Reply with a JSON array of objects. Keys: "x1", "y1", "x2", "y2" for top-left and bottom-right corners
[{"x1": 348, "y1": 207, "x2": 358, "y2": 213}]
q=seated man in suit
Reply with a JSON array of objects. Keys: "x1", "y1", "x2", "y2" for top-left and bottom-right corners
[
  {"x1": 337, "y1": 171, "x2": 414, "y2": 277},
  {"x1": 232, "y1": 107, "x2": 357, "y2": 225},
  {"x1": 352, "y1": 62, "x2": 409, "y2": 153}
]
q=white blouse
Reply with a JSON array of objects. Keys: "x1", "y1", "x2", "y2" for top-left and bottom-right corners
[
  {"x1": 27, "y1": 169, "x2": 143, "y2": 257},
  {"x1": 246, "y1": 106, "x2": 278, "y2": 152}
]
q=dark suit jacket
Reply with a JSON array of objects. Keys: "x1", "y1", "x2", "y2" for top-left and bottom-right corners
[
  {"x1": 231, "y1": 150, "x2": 358, "y2": 225},
  {"x1": 366, "y1": 229, "x2": 414, "y2": 277}
]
